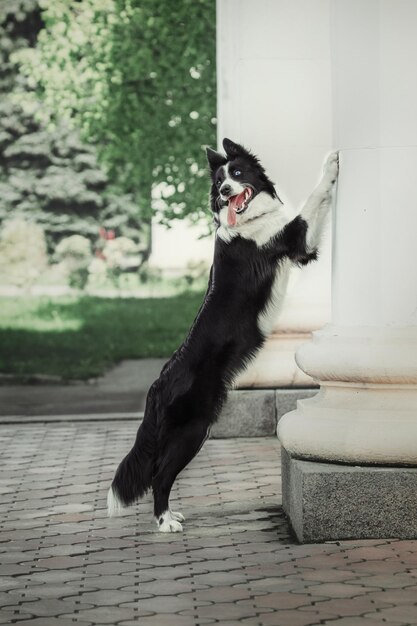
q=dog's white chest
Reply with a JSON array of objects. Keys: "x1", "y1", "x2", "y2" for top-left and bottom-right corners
[{"x1": 257, "y1": 261, "x2": 291, "y2": 337}]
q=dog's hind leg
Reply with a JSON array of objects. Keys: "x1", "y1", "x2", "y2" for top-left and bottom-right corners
[
  {"x1": 152, "y1": 424, "x2": 210, "y2": 533},
  {"x1": 153, "y1": 474, "x2": 183, "y2": 533}
]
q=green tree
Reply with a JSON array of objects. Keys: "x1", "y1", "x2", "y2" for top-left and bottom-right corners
[
  {"x1": 0, "y1": 0, "x2": 146, "y2": 253},
  {"x1": 18, "y1": 0, "x2": 217, "y2": 228}
]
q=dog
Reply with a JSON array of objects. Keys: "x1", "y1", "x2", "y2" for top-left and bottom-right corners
[{"x1": 107, "y1": 138, "x2": 338, "y2": 532}]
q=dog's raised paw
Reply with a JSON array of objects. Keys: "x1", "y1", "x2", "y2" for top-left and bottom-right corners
[{"x1": 324, "y1": 152, "x2": 339, "y2": 183}]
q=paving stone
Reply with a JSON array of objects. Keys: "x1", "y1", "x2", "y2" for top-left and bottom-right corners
[
  {"x1": 101, "y1": 572, "x2": 155, "y2": 587},
  {"x1": 246, "y1": 609, "x2": 339, "y2": 625},
  {"x1": 288, "y1": 568, "x2": 359, "y2": 583},
  {"x1": 122, "y1": 594, "x2": 213, "y2": 612},
  {"x1": 6, "y1": 585, "x2": 90, "y2": 602},
  {"x1": 301, "y1": 582, "x2": 376, "y2": 598},
  {"x1": 345, "y1": 559, "x2": 410, "y2": 575},
  {"x1": 0, "y1": 563, "x2": 38, "y2": 576},
  {"x1": 0, "y1": 615, "x2": 92, "y2": 626},
  {"x1": 304, "y1": 596, "x2": 394, "y2": 617},
  {"x1": 122, "y1": 579, "x2": 209, "y2": 595},
  {"x1": 120, "y1": 616, "x2": 216, "y2": 626},
  {"x1": 191, "y1": 571, "x2": 253, "y2": 586},
  {"x1": 242, "y1": 563, "x2": 301, "y2": 579},
  {"x1": 17, "y1": 570, "x2": 94, "y2": 585},
  {"x1": 179, "y1": 602, "x2": 274, "y2": 621},
  {"x1": 76, "y1": 589, "x2": 137, "y2": 605},
  {"x1": 130, "y1": 565, "x2": 203, "y2": 580},
  {"x1": 0, "y1": 577, "x2": 21, "y2": 592},
  {"x1": 6, "y1": 598, "x2": 95, "y2": 617},
  {"x1": 348, "y1": 573, "x2": 417, "y2": 589},
  {"x1": 321, "y1": 619, "x2": 404, "y2": 626},
  {"x1": 343, "y1": 545, "x2": 404, "y2": 560},
  {"x1": 138, "y1": 553, "x2": 206, "y2": 567},
  {"x1": 61, "y1": 606, "x2": 153, "y2": 622},
  {"x1": 2, "y1": 421, "x2": 417, "y2": 626},
  {"x1": 80, "y1": 561, "x2": 137, "y2": 575},
  {"x1": 364, "y1": 606, "x2": 417, "y2": 622},
  {"x1": 180, "y1": 586, "x2": 262, "y2": 603},
  {"x1": 236, "y1": 577, "x2": 321, "y2": 595},
  {"x1": 35, "y1": 555, "x2": 97, "y2": 569},
  {"x1": 364, "y1": 586, "x2": 417, "y2": 605},
  {"x1": 239, "y1": 591, "x2": 324, "y2": 610}
]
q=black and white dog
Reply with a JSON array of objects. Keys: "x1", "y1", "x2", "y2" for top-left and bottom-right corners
[{"x1": 107, "y1": 138, "x2": 338, "y2": 532}]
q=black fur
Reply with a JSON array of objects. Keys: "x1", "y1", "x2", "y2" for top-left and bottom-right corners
[{"x1": 109, "y1": 138, "x2": 317, "y2": 523}]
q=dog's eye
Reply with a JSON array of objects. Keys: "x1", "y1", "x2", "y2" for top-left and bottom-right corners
[
  {"x1": 216, "y1": 180, "x2": 221, "y2": 187},
  {"x1": 233, "y1": 170, "x2": 242, "y2": 177}
]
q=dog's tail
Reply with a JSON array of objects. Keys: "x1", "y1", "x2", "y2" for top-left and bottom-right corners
[{"x1": 107, "y1": 408, "x2": 156, "y2": 517}]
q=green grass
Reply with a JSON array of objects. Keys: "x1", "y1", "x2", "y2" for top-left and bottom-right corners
[{"x1": 0, "y1": 293, "x2": 205, "y2": 380}]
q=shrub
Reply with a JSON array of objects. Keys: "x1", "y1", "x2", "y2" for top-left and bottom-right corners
[
  {"x1": 55, "y1": 234, "x2": 92, "y2": 289},
  {"x1": 0, "y1": 217, "x2": 48, "y2": 288}
]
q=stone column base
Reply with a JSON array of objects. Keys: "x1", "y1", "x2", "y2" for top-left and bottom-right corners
[{"x1": 282, "y1": 448, "x2": 417, "y2": 543}]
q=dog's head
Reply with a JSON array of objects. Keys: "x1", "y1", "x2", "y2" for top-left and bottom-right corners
[{"x1": 206, "y1": 138, "x2": 281, "y2": 229}]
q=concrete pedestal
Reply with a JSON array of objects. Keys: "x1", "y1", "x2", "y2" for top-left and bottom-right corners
[
  {"x1": 282, "y1": 449, "x2": 417, "y2": 543},
  {"x1": 278, "y1": 0, "x2": 417, "y2": 542}
]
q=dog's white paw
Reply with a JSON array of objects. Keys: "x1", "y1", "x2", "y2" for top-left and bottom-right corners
[
  {"x1": 159, "y1": 518, "x2": 183, "y2": 533},
  {"x1": 324, "y1": 151, "x2": 339, "y2": 184},
  {"x1": 156, "y1": 511, "x2": 184, "y2": 533},
  {"x1": 169, "y1": 510, "x2": 185, "y2": 522}
]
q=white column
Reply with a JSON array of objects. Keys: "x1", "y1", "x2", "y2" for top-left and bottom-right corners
[
  {"x1": 217, "y1": 0, "x2": 333, "y2": 388},
  {"x1": 278, "y1": 0, "x2": 417, "y2": 463}
]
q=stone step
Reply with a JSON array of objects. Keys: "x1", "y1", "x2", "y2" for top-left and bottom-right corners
[{"x1": 212, "y1": 388, "x2": 318, "y2": 438}]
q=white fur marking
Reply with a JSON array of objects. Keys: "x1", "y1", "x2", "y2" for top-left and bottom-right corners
[
  {"x1": 220, "y1": 163, "x2": 245, "y2": 199},
  {"x1": 257, "y1": 260, "x2": 291, "y2": 337},
  {"x1": 107, "y1": 486, "x2": 124, "y2": 517},
  {"x1": 157, "y1": 510, "x2": 183, "y2": 532}
]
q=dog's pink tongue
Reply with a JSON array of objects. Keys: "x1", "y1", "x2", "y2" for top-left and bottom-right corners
[
  {"x1": 227, "y1": 191, "x2": 246, "y2": 227},
  {"x1": 227, "y1": 203, "x2": 237, "y2": 227}
]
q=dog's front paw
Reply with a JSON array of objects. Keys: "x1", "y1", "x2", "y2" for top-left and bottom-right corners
[{"x1": 324, "y1": 152, "x2": 339, "y2": 184}]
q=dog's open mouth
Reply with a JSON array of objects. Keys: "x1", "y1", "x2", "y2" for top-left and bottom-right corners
[{"x1": 227, "y1": 187, "x2": 253, "y2": 226}]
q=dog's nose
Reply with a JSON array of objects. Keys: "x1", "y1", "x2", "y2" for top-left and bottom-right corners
[{"x1": 220, "y1": 184, "x2": 232, "y2": 196}]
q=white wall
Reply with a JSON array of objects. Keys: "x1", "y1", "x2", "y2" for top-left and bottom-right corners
[
  {"x1": 217, "y1": 0, "x2": 333, "y2": 331},
  {"x1": 150, "y1": 220, "x2": 213, "y2": 274}
]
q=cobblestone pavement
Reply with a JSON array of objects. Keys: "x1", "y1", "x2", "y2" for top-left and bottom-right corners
[{"x1": 1, "y1": 421, "x2": 417, "y2": 626}]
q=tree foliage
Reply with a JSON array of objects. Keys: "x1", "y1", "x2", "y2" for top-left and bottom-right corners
[
  {"x1": 0, "y1": 0, "x2": 146, "y2": 252},
  {"x1": 18, "y1": 0, "x2": 217, "y2": 226}
]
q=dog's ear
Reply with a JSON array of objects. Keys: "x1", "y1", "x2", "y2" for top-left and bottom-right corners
[
  {"x1": 222, "y1": 138, "x2": 246, "y2": 159},
  {"x1": 206, "y1": 146, "x2": 227, "y2": 173}
]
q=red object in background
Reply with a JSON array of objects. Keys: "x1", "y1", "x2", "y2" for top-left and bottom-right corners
[{"x1": 99, "y1": 227, "x2": 116, "y2": 240}]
